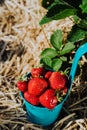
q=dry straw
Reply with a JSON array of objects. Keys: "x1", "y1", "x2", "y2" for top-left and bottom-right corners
[{"x1": 0, "y1": 0, "x2": 87, "y2": 129}]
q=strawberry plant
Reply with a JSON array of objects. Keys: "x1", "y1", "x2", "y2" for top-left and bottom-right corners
[
  {"x1": 40, "y1": 29, "x2": 75, "y2": 72},
  {"x1": 40, "y1": 0, "x2": 87, "y2": 44}
]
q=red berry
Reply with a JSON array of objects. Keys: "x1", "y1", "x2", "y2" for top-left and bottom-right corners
[
  {"x1": 60, "y1": 86, "x2": 68, "y2": 95},
  {"x1": 31, "y1": 67, "x2": 46, "y2": 77},
  {"x1": 63, "y1": 86, "x2": 68, "y2": 93},
  {"x1": 24, "y1": 91, "x2": 39, "y2": 105},
  {"x1": 45, "y1": 71, "x2": 52, "y2": 79},
  {"x1": 49, "y1": 72, "x2": 66, "y2": 90},
  {"x1": 39, "y1": 89, "x2": 57, "y2": 109},
  {"x1": 28, "y1": 77, "x2": 48, "y2": 96},
  {"x1": 17, "y1": 81, "x2": 28, "y2": 92}
]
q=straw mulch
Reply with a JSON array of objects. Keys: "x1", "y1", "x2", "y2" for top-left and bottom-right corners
[{"x1": 0, "y1": 0, "x2": 87, "y2": 130}]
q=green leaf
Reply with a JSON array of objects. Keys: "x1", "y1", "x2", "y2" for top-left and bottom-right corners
[
  {"x1": 40, "y1": 9, "x2": 77, "y2": 25},
  {"x1": 78, "y1": 19, "x2": 87, "y2": 30},
  {"x1": 60, "y1": 42, "x2": 75, "y2": 55},
  {"x1": 72, "y1": 15, "x2": 80, "y2": 24},
  {"x1": 39, "y1": 3, "x2": 77, "y2": 25},
  {"x1": 39, "y1": 16, "x2": 51, "y2": 25},
  {"x1": 68, "y1": 25, "x2": 87, "y2": 43},
  {"x1": 63, "y1": 0, "x2": 82, "y2": 9},
  {"x1": 79, "y1": 0, "x2": 87, "y2": 13},
  {"x1": 41, "y1": 57, "x2": 52, "y2": 67},
  {"x1": 50, "y1": 30, "x2": 62, "y2": 50},
  {"x1": 40, "y1": 48, "x2": 58, "y2": 59},
  {"x1": 52, "y1": 58, "x2": 62, "y2": 71},
  {"x1": 60, "y1": 56, "x2": 67, "y2": 61}
]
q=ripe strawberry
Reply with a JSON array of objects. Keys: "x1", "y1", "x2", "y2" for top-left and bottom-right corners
[
  {"x1": 17, "y1": 81, "x2": 28, "y2": 92},
  {"x1": 24, "y1": 91, "x2": 39, "y2": 105},
  {"x1": 49, "y1": 72, "x2": 66, "y2": 90},
  {"x1": 31, "y1": 67, "x2": 46, "y2": 77},
  {"x1": 28, "y1": 77, "x2": 48, "y2": 96},
  {"x1": 45, "y1": 71, "x2": 52, "y2": 79},
  {"x1": 60, "y1": 86, "x2": 68, "y2": 96},
  {"x1": 39, "y1": 89, "x2": 57, "y2": 109}
]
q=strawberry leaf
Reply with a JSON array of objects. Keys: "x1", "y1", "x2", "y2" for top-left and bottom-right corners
[
  {"x1": 78, "y1": 19, "x2": 87, "y2": 30},
  {"x1": 60, "y1": 56, "x2": 67, "y2": 61},
  {"x1": 67, "y1": 25, "x2": 87, "y2": 42},
  {"x1": 40, "y1": 48, "x2": 58, "y2": 59},
  {"x1": 79, "y1": 0, "x2": 87, "y2": 13},
  {"x1": 41, "y1": 57, "x2": 52, "y2": 68},
  {"x1": 56, "y1": 91, "x2": 63, "y2": 102},
  {"x1": 52, "y1": 58, "x2": 62, "y2": 71},
  {"x1": 50, "y1": 30, "x2": 62, "y2": 50},
  {"x1": 39, "y1": 2, "x2": 77, "y2": 25},
  {"x1": 58, "y1": 96, "x2": 63, "y2": 102},
  {"x1": 60, "y1": 42, "x2": 75, "y2": 55},
  {"x1": 72, "y1": 15, "x2": 80, "y2": 24}
]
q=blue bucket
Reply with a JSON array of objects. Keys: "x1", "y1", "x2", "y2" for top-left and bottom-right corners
[
  {"x1": 20, "y1": 43, "x2": 87, "y2": 126},
  {"x1": 20, "y1": 92, "x2": 65, "y2": 126}
]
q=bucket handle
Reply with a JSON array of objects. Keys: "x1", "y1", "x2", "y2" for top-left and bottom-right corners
[{"x1": 68, "y1": 42, "x2": 87, "y2": 95}]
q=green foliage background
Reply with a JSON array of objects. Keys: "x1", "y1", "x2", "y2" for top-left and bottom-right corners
[{"x1": 40, "y1": 0, "x2": 87, "y2": 73}]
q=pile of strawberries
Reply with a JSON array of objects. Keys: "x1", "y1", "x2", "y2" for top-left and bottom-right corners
[{"x1": 17, "y1": 67, "x2": 68, "y2": 109}]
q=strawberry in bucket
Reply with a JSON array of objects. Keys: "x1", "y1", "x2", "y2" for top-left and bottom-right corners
[{"x1": 16, "y1": 66, "x2": 69, "y2": 126}]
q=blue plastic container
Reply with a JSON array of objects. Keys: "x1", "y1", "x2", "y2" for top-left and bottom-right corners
[
  {"x1": 20, "y1": 92, "x2": 65, "y2": 126},
  {"x1": 20, "y1": 43, "x2": 87, "y2": 126}
]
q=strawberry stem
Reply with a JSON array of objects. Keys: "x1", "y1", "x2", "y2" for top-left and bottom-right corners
[{"x1": 18, "y1": 75, "x2": 29, "y2": 81}]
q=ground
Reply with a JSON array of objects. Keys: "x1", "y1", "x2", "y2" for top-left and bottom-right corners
[{"x1": 0, "y1": 0, "x2": 87, "y2": 130}]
